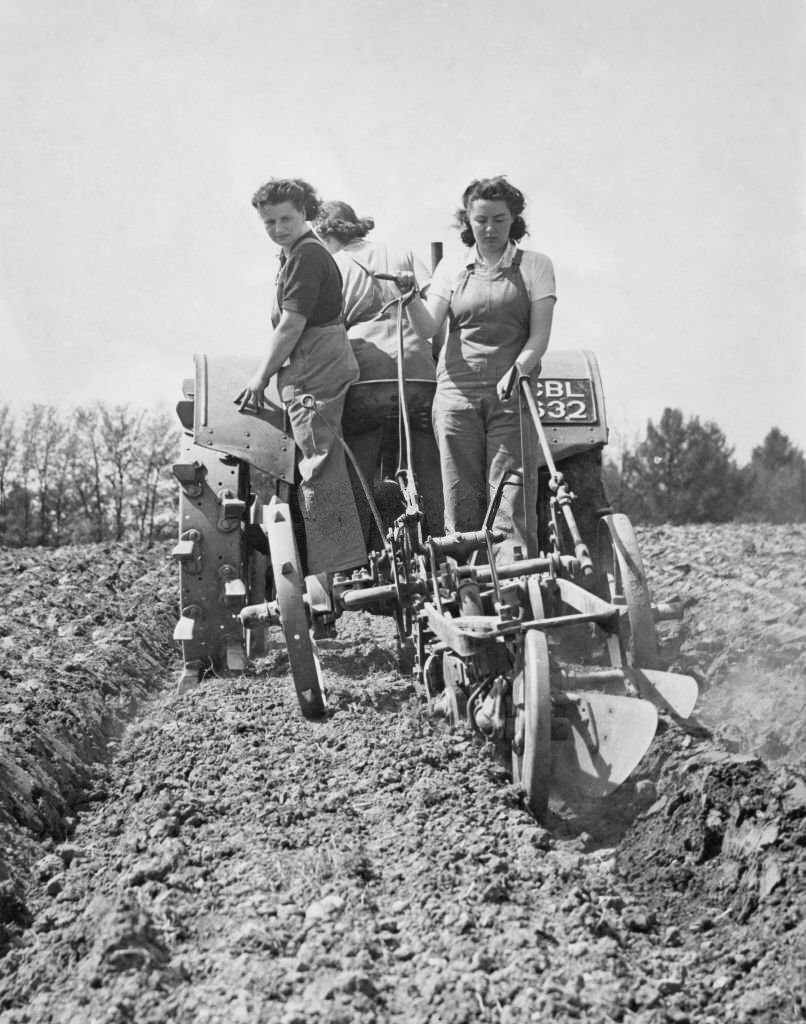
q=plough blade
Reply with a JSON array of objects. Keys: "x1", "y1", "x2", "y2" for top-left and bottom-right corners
[
  {"x1": 551, "y1": 692, "x2": 657, "y2": 799},
  {"x1": 305, "y1": 574, "x2": 333, "y2": 614},
  {"x1": 559, "y1": 666, "x2": 699, "y2": 720},
  {"x1": 630, "y1": 668, "x2": 699, "y2": 719}
]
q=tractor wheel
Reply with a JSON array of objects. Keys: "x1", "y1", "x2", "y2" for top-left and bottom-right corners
[
  {"x1": 511, "y1": 629, "x2": 552, "y2": 820},
  {"x1": 264, "y1": 498, "x2": 327, "y2": 719},
  {"x1": 511, "y1": 578, "x2": 551, "y2": 820},
  {"x1": 595, "y1": 513, "x2": 659, "y2": 669}
]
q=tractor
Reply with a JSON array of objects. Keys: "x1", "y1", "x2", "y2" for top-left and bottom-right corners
[{"x1": 172, "y1": 310, "x2": 697, "y2": 819}]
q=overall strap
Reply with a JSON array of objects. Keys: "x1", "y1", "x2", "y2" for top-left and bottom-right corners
[
  {"x1": 278, "y1": 232, "x2": 326, "y2": 271},
  {"x1": 509, "y1": 248, "x2": 531, "y2": 300},
  {"x1": 296, "y1": 234, "x2": 327, "y2": 250},
  {"x1": 448, "y1": 264, "x2": 475, "y2": 331}
]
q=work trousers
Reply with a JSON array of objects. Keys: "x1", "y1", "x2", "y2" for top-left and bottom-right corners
[
  {"x1": 277, "y1": 321, "x2": 366, "y2": 576},
  {"x1": 345, "y1": 427, "x2": 444, "y2": 543},
  {"x1": 342, "y1": 381, "x2": 444, "y2": 544},
  {"x1": 432, "y1": 381, "x2": 537, "y2": 564}
]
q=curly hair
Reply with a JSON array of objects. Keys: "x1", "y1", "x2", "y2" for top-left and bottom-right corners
[
  {"x1": 455, "y1": 176, "x2": 528, "y2": 247},
  {"x1": 251, "y1": 178, "x2": 321, "y2": 220},
  {"x1": 314, "y1": 201, "x2": 375, "y2": 243}
]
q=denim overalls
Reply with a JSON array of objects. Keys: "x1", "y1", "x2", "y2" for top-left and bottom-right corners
[
  {"x1": 273, "y1": 238, "x2": 366, "y2": 575},
  {"x1": 432, "y1": 249, "x2": 537, "y2": 561}
]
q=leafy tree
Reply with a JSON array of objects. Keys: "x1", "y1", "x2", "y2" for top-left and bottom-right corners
[
  {"x1": 99, "y1": 405, "x2": 146, "y2": 541},
  {"x1": 0, "y1": 402, "x2": 181, "y2": 547},
  {"x1": 617, "y1": 408, "x2": 740, "y2": 524},
  {"x1": 69, "y1": 406, "x2": 110, "y2": 542},
  {"x1": 1, "y1": 482, "x2": 30, "y2": 547},
  {"x1": 0, "y1": 404, "x2": 16, "y2": 534},
  {"x1": 19, "y1": 405, "x2": 62, "y2": 545},
  {"x1": 132, "y1": 412, "x2": 181, "y2": 543},
  {"x1": 50, "y1": 421, "x2": 85, "y2": 545},
  {"x1": 738, "y1": 428, "x2": 806, "y2": 523}
]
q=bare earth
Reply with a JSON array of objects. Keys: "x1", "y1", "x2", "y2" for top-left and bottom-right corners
[{"x1": 0, "y1": 524, "x2": 804, "y2": 1023}]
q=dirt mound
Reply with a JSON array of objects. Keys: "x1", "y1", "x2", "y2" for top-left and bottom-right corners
[
  {"x1": 639, "y1": 523, "x2": 806, "y2": 762},
  {"x1": 0, "y1": 543, "x2": 177, "y2": 951},
  {"x1": 0, "y1": 526, "x2": 804, "y2": 1022}
]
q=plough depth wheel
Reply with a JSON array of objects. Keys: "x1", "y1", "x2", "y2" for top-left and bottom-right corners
[
  {"x1": 264, "y1": 498, "x2": 326, "y2": 719},
  {"x1": 596, "y1": 513, "x2": 660, "y2": 669},
  {"x1": 511, "y1": 579, "x2": 551, "y2": 819}
]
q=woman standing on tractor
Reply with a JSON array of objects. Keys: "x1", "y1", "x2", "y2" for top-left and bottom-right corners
[
  {"x1": 314, "y1": 201, "x2": 444, "y2": 541},
  {"x1": 236, "y1": 178, "x2": 366, "y2": 581},
  {"x1": 404, "y1": 176, "x2": 556, "y2": 561}
]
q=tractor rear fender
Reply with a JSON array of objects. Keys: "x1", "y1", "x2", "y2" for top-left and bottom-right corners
[
  {"x1": 534, "y1": 349, "x2": 608, "y2": 466},
  {"x1": 176, "y1": 348, "x2": 605, "y2": 480},
  {"x1": 179, "y1": 354, "x2": 295, "y2": 482}
]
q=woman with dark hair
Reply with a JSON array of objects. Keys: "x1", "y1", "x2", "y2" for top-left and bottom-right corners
[
  {"x1": 236, "y1": 178, "x2": 366, "y2": 579},
  {"x1": 404, "y1": 176, "x2": 556, "y2": 560},
  {"x1": 314, "y1": 201, "x2": 444, "y2": 541}
]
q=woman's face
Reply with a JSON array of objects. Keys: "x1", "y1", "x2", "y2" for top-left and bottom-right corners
[
  {"x1": 258, "y1": 201, "x2": 308, "y2": 250},
  {"x1": 468, "y1": 198, "x2": 514, "y2": 253}
]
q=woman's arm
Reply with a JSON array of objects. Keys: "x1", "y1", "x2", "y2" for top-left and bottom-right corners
[
  {"x1": 496, "y1": 296, "x2": 555, "y2": 401},
  {"x1": 404, "y1": 291, "x2": 450, "y2": 345},
  {"x1": 238, "y1": 310, "x2": 307, "y2": 410}
]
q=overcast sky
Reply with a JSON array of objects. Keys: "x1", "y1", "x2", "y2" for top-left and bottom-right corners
[{"x1": 1, "y1": 0, "x2": 804, "y2": 461}]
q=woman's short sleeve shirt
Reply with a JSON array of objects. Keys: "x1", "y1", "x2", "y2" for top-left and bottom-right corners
[
  {"x1": 335, "y1": 239, "x2": 432, "y2": 329},
  {"x1": 429, "y1": 244, "x2": 556, "y2": 305},
  {"x1": 275, "y1": 232, "x2": 344, "y2": 326}
]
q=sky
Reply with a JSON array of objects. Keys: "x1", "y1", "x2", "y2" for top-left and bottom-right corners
[{"x1": 1, "y1": 0, "x2": 804, "y2": 462}]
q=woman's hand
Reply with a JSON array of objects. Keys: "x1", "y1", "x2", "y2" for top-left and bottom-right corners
[
  {"x1": 497, "y1": 365, "x2": 519, "y2": 402},
  {"x1": 394, "y1": 271, "x2": 416, "y2": 293},
  {"x1": 236, "y1": 310, "x2": 308, "y2": 412},
  {"x1": 235, "y1": 374, "x2": 268, "y2": 412},
  {"x1": 496, "y1": 359, "x2": 543, "y2": 402}
]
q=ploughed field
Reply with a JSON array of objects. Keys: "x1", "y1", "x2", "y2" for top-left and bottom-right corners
[{"x1": 0, "y1": 525, "x2": 804, "y2": 1023}]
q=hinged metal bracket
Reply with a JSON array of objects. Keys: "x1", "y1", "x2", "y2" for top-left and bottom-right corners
[
  {"x1": 172, "y1": 461, "x2": 206, "y2": 498},
  {"x1": 173, "y1": 604, "x2": 202, "y2": 641},
  {"x1": 217, "y1": 489, "x2": 246, "y2": 532},
  {"x1": 171, "y1": 529, "x2": 202, "y2": 573},
  {"x1": 219, "y1": 564, "x2": 247, "y2": 606}
]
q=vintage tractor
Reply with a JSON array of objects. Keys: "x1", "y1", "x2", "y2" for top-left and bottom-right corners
[{"x1": 172, "y1": 319, "x2": 698, "y2": 819}]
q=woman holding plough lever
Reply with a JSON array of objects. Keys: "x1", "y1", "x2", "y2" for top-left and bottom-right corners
[
  {"x1": 236, "y1": 178, "x2": 366, "y2": 582},
  {"x1": 404, "y1": 176, "x2": 556, "y2": 562},
  {"x1": 314, "y1": 200, "x2": 444, "y2": 544}
]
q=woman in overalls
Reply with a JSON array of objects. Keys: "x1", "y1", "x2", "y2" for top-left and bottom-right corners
[
  {"x1": 236, "y1": 178, "x2": 366, "y2": 579},
  {"x1": 405, "y1": 176, "x2": 556, "y2": 562}
]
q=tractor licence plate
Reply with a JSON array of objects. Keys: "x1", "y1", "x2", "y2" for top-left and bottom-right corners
[{"x1": 536, "y1": 379, "x2": 597, "y2": 424}]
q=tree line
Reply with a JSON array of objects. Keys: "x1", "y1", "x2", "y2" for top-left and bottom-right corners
[
  {"x1": 0, "y1": 401, "x2": 803, "y2": 549},
  {"x1": 604, "y1": 410, "x2": 806, "y2": 525},
  {"x1": 0, "y1": 403, "x2": 181, "y2": 547}
]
